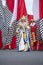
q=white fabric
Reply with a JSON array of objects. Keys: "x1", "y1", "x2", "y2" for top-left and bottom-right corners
[
  {"x1": 25, "y1": 0, "x2": 39, "y2": 20},
  {"x1": 10, "y1": 0, "x2": 18, "y2": 27},
  {"x1": 30, "y1": 22, "x2": 36, "y2": 26},
  {"x1": 33, "y1": 0, "x2": 39, "y2": 20},
  {"x1": 19, "y1": 30, "x2": 24, "y2": 51},
  {"x1": 25, "y1": 0, "x2": 33, "y2": 15}
]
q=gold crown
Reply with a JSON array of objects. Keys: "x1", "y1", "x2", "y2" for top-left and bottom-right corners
[{"x1": 21, "y1": 15, "x2": 26, "y2": 20}]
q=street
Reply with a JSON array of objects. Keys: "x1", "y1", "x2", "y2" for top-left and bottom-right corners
[{"x1": 0, "y1": 50, "x2": 43, "y2": 65}]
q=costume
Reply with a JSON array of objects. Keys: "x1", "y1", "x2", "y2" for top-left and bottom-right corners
[
  {"x1": 16, "y1": 16, "x2": 30, "y2": 51},
  {"x1": 30, "y1": 19, "x2": 36, "y2": 48},
  {"x1": 23, "y1": 25, "x2": 31, "y2": 51},
  {"x1": 16, "y1": 26, "x2": 24, "y2": 51}
]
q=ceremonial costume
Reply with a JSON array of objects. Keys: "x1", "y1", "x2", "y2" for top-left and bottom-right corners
[
  {"x1": 16, "y1": 16, "x2": 31, "y2": 51},
  {"x1": 23, "y1": 24, "x2": 31, "y2": 51},
  {"x1": 30, "y1": 19, "x2": 36, "y2": 49}
]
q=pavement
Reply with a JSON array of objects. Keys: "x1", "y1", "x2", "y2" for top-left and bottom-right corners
[{"x1": 0, "y1": 50, "x2": 43, "y2": 65}]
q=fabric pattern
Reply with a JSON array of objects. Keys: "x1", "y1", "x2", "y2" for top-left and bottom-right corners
[{"x1": 39, "y1": 19, "x2": 43, "y2": 40}]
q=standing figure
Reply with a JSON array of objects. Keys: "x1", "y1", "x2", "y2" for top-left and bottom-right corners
[
  {"x1": 23, "y1": 23, "x2": 31, "y2": 51},
  {"x1": 16, "y1": 16, "x2": 31, "y2": 51},
  {"x1": 21, "y1": 16, "x2": 31, "y2": 51},
  {"x1": 30, "y1": 19, "x2": 36, "y2": 48}
]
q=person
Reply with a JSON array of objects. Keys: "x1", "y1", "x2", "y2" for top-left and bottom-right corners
[
  {"x1": 23, "y1": 24, "x2": 31, "y2": 51},
  {"x1": 16, "y1": 16, "x2": 31, "y2": 51},
  {"x1": 30, "y1": 19, "x2": 36, "y2": 50}
]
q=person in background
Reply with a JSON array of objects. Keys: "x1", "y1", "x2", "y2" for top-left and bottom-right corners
[{"x1": 30, "y1": 19, "x2": 36, "y2": 50}]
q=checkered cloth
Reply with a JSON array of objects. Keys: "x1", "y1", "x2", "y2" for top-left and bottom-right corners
[
  {"x1": 0, "y1": 2, "x2": 13, "y2": 46},
  {"x1": 0, "y1": 0, "x2": 7, "y2": 46},
  {"x1": 39, "y1": 19, "x2": 43, "y2": 40},
  {"x1": 35, "y1": 20, "x2": 41, "y2": 40}
]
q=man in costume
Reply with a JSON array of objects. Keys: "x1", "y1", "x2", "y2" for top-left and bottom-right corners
[
  {"x1": 16, "y1": 16, "x2": 31, "y2": 51},
  {"x1": 30, "y1": 19, "x2": 36, "y2": 50}
]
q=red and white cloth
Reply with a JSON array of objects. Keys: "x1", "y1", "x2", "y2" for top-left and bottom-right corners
[
  {"x1": 6, "y1": 0, "x2": 43, "y2": 24},
  {"x1": 5, "y1": 0, "x2": 43, "y2": 49}
]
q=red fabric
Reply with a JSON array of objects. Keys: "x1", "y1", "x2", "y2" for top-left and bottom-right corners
[
  {"x1": 6, "y1": 0, "x2": 14, "y2": 13},
  {"x1": 0, "y1": 30, "x2": 3, "y2": 49},
  {"x1": 37, "y1": 40, "x2": 43, "y2": 51},
  {"x1": 28, "y1": 15, "x2": 33, "y2": 22},
  {"x1": 31, "y1": 24, "x2": 36, "y2": 32},
  {"x1": 39, "y1": 0, "x2": 43, "y2": 19},
  {"x1": 33, "y1": 40, "x2": 40, "y2": 51},
  {"x1": 5, "y1": 44, "x2": 9, "y2": 49},
  {"x1": 40, "y1": 45, "x2": 43, "y2": 50},
  {"x1": 36, "y1": 40, "x2": 40, "y2": 50},
  {"x1": 33, "y1": 41, "x2": 37, "y2": 50},
  {"x1": 33, "y1": 40, "x2": 43, "y2": 51},
  {"x1": 17, "y1": 0, "x2": 27, "y2": 20},
  {"x1": 11, "y1": 36, "x2": 16, "y2": 49}
]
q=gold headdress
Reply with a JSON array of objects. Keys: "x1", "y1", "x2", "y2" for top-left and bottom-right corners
[{"x1": 21, "y1": 15, "x2": 26, "y2": 20}]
